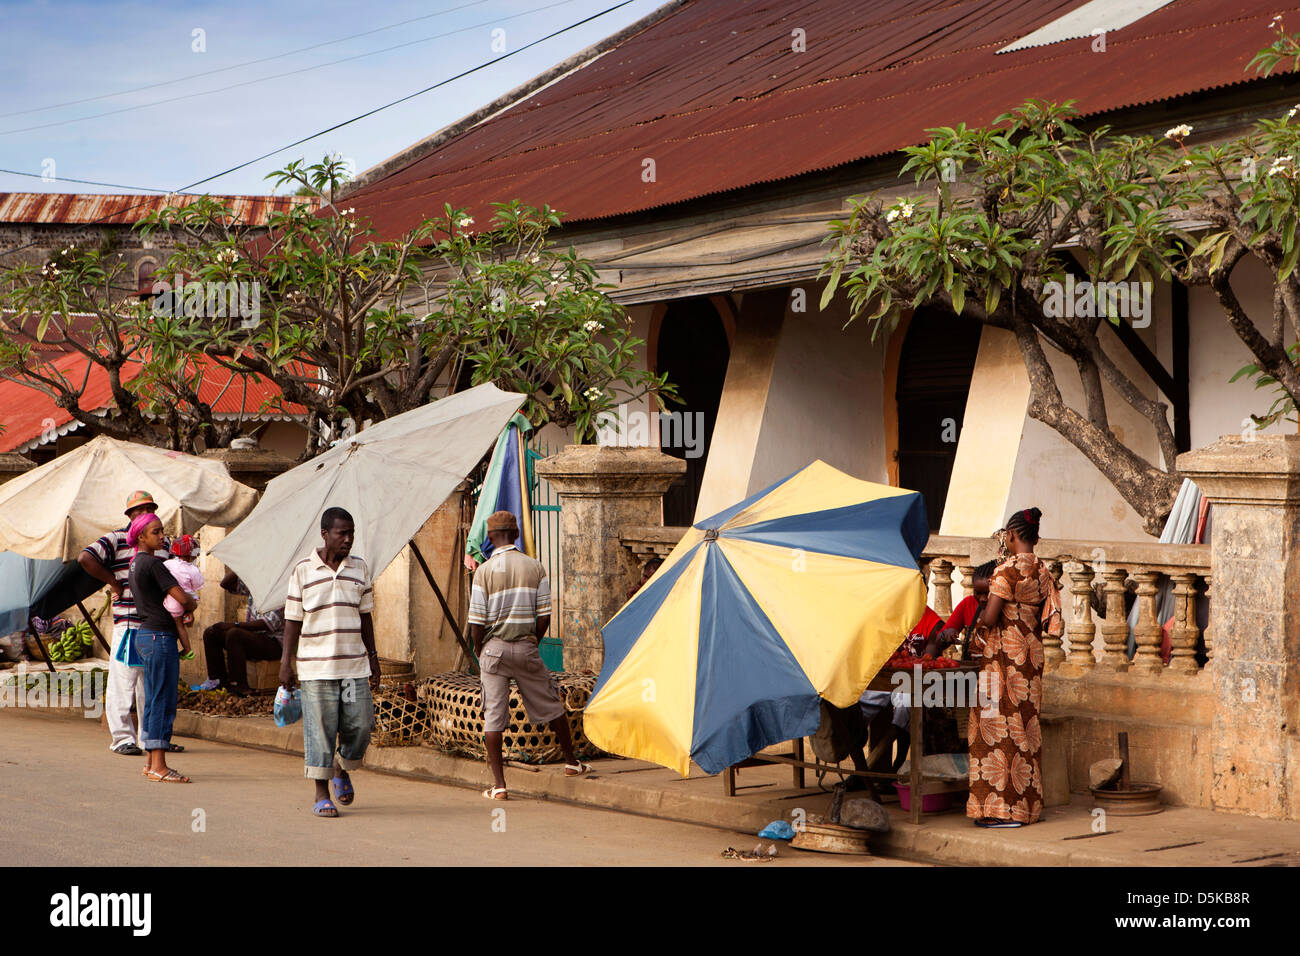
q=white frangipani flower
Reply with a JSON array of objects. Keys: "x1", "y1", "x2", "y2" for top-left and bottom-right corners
[
  {"x1": 583, "y1": 319, "x2": 600, "y2": 332},
  {"x1": 457, "y1": 216, "x2": 474, "y2": 229},
  {"x1": 1164, "y1": 124, "x2": 1193, "y2": 140}
]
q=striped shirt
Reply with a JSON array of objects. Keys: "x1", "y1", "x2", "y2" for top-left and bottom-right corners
[
  {"x1": 468, "y1": 544, "x2": 550, "y2": 644},
  {"x1": 284, "y1": 550, "x2": 374, "y2": 681},
  {"x1": 82, "y1": 530, "x2": 168, "y2": 629}
]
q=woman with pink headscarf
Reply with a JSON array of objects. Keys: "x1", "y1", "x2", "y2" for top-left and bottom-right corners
[{"x1": 126, "y1": 512, "x2": 198, "y2": 783}]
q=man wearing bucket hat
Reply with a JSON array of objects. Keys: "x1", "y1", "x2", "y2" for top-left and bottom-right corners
[
  {"x1": 79, "y1": 491, "x2": 183, "y2": 757},
  {"x1": 469, "y1": 509, "x2": 589, "y2": 800}
]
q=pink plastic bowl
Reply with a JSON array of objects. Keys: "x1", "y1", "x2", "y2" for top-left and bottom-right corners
[{"x1": 894, "y1": 783, "x2": 955, "y2": 813}]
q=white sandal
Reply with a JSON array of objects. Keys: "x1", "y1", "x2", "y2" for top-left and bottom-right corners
[
  {"x1": 564, "y1": 762, "x2": 592, "y2": 777},
  {"x1": 483, "y1": 786, "x2": 508, "y2": 800}
]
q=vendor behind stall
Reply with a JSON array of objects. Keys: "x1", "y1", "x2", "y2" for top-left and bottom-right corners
[{"x1": 929, "y1": 561, "x2": 997, "y2": 656}]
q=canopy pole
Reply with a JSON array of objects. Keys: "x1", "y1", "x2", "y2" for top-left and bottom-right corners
[
  {"x1": 409, "y1": 540, "x2": 478, "y2": 675},
  {"x1": 76, "y1": 601, "x2": 112, "y2": 654}
]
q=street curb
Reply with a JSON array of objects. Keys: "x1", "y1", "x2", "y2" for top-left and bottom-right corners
[
  {"x1": 12, "y1": 705, "x2": 1176, "y2": 866},
  {"x1": 168, "y1": 712, "x2": 1155, "y2": 866},
  {"x1": 171, "y1": 711, "x2": 781, "y2": 835}
]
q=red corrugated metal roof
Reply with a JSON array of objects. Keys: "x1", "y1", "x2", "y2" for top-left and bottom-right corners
[
  {"x1": 0, "y1": 353, "x2": 308, "y2": 453},
  {"x1": 344, "y1": 0, "x2": 1299, "y2": 238},
  {"x1": 0, "y1": 193, "x2": 317, "y2": 225}
]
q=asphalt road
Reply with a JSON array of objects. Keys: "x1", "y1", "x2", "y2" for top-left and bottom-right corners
[{"x1": 1, "y1": 709, "x2": 923, "y2": 867}]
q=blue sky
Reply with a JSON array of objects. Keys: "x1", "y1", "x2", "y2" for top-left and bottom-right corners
[{"x1": 0, "y1": 0, "x2": 666, "y2": 196}]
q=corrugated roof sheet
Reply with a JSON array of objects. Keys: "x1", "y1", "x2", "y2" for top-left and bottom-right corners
[
  {"x1": 0, "y1": 192, "x2": 317, "y2": 225},
  {"x1": 343, "y1": 0, "x2": 1298, "y2": 238},
  {"x1": 0, "y1": 353, "x2": 308, "y2": 453}
]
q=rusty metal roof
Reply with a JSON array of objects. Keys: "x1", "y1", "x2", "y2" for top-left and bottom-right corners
[
  {"x1": 343, "y1": 0, "x2": 1298, "y2": 238},
  {"x1": 0, "y1": 353, "x2": 309, "y2": 454},
  {"x1": 0, "y1": 192, "x2": 317, "y2": 225}
]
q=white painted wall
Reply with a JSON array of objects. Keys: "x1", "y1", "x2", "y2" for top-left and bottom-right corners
[
  {"x1": 1188, "y1": 257, "x2": 1295, "y2": 447},
  {"x1": 944, "y1": 285, "x2": 1168, "y2": 543},
  {"x1": 746, "y1": 290, "x2": 888, "y2": 495}
]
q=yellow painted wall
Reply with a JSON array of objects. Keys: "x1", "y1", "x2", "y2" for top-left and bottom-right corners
[
  {"x1": 939, "y1": 327, "x2": 1028, "y2": 537},
  {"x1": 693, "y1": 290, "x2": 783, "y2": 519}
]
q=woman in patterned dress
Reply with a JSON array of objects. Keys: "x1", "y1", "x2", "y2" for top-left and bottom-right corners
[{"x1": 966, "y1": 507, "x2": 1061, "y2": 828}]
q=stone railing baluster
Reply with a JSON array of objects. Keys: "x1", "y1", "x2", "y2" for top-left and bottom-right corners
[
  {"x1": 1131, "y1": 570, "x2": 1164, "y2": 673},
  {"x1": 1097, "y1": 569, "x2": 1131, "y2": 672},
  {"x1": 1168, "y1": 572, "x2": 1201, "y2": 674},
  {"x1": 957, "y1": 564, "x2": 974, "y2": 607},
  {"x1": 1065, "y1": 560, "x2": 1096, "y2": 668},
  {"x1": 931, "y1": 559, "x2": 954, "y2": 618}
]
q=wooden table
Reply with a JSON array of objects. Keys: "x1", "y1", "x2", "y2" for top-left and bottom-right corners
[{"x1": 722, "y1": 662, "x2": 981, "y2": 824}]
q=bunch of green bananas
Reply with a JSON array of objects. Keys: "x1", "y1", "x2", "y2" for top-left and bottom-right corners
[{"x1": 47, "y1": 621, "x2": 95, "y2": 663}]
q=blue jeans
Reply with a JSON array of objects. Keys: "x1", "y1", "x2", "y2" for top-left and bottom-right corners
[
  {"x1": 300, "y1": 678, "x2": 374, "y2": 780},
  {"x1": 133, "y1": 627, "x2": 179, "y2": 751}
]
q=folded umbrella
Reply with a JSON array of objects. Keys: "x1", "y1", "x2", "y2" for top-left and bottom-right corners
[
  {"x1": 465, "y1": 413, "x2": 536, "y2": 563},
  {"x1": 583, "y1": 460, "x2": 929, "y2": 776}
]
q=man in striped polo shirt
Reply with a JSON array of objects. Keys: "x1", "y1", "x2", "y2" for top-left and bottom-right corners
[
  {"x1": 79, "y1": 490, "x2": 180, "y2": 756},
  {"x1": 469, "y1": 510, "x2": 589, "y2": 800},
  {"x1": 279, "y1": 506, "x2": 380, "y2": 818}
]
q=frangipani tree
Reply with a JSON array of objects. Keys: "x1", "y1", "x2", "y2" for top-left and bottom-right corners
[
  {"x1": 140, "y1": 158, "x2": 671, "y2": 456},
  {"x1": 822, "y1": 37, "x2": 1300, "y2": 532}
]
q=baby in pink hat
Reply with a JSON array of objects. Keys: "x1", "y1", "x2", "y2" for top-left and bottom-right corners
[{"x1": 163, "y1": 536, "x2": 205, "y2": 659}]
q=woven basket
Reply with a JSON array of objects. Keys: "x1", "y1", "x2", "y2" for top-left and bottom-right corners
[
  {"x1": 418, "y1": 671, "x2": 601, "y2": 763},
  {"x1": 372, "y1": 689, "x2": 429, "y2": 747}
]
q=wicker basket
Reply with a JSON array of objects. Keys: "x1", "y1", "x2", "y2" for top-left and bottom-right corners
[
  {"x1": 418, "y1": 671, "x2": 601, "y2": 763},
  {"x1": 371, "y1": 689, "x2": 429, "y2": 747}
]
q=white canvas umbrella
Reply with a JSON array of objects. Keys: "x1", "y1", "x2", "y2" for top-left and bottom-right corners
[
  {"x1": 211, "y1": 382, "x2": 527, "y2": 614},
  {"x1": 0, "y1": 435, "x2": 258, "y2": 561}
]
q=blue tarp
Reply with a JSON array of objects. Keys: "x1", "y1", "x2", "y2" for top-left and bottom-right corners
[{"x1": 0, "y1": 551, "x2": 104, "y2": 635}]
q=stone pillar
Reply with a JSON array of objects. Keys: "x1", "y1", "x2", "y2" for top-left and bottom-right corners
[
  {"x1": 535, "y1": 445, "x2": 685, "y2": 674},
  {"x1": 1178, "y1": 435, "x2": 1300, "y2": 820},
  {"x1": 200, "y1": 445, "x2": 293, "y2": 495}
]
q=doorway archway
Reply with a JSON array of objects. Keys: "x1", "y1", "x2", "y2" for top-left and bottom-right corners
[
  {"x1": 654, "y1": 297, "x2": 730, "y2": 527},
  {"x1": 895, "y1": 306, "x2": 983, "y2": 532}
]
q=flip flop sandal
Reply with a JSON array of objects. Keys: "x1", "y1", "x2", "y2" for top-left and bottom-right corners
[
  {"x1": 112, "y1": 743, "x2": 144, "y2": 757},
  {"x1": 166, "y1": 743, "x2": 185, "y2": 753},
  {"x1": 332, "y1": 776, "x2": 354, "y2": 806},
  {"x1": 147, "y1": 768, "x2": 191, "y2": 784},
  {"x1": 563, "y1": 762, "x2": 592, "y2": 777},
  {"x1": 483, "y1": 787, "x2": 508, "y2": 800},
  {"x1": 313, "y1": 799, "x2": 340, "y2": 817}
]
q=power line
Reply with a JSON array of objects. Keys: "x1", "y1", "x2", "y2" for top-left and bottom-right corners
[
  {"x1": 0, "y1": 0, "x2": 494, "y2": 119},
  {"x1": 0, "y1": 0, "x2": 585, "y2": 137},
  {"x1": 0, "y1": 167, "x2": 169, "y2": 192},
  {"x1": 0, "y1": 0, "x2": 643, "y2": 259},
  {"x1": 177, "y1": 0, "x2": 642, "y2": 193}
]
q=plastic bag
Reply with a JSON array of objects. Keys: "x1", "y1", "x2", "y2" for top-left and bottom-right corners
[
  {"x1": 0, "y1": 632, "x2": 28, "y2": 661},
  {"x1": 273, "y1": 686, "x2": 302, "y2": 727}
]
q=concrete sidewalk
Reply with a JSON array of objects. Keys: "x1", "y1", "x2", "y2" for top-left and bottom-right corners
[{"x1": 157, "y1": 710, "x2": 1300, "y2": 867}]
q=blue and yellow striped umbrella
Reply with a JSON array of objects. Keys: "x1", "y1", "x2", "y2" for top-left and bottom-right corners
[{"x1": 584, "y1": 460, "x2": 929, "y2": 776}]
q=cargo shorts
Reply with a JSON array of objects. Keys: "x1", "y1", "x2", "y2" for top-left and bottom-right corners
[{"x1": 479, "y1": 637, "x2": 564, "y2": 732}]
